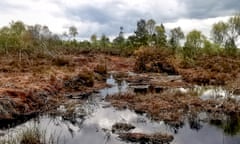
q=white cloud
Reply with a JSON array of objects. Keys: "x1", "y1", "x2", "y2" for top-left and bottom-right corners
[
  {"x1": 0, "y1": 0, "x2": 238, "y2": 40},
  {"x1": 0, "y1": 0, "x2": 67, "y2": 34},
  {"x1": 164, "y1": 16, "x2": 230, "y2": 39}
]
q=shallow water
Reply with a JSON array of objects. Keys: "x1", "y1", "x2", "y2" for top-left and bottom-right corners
[{"x1": 1, "y1": 76, "x2": 240, "y2": 144}]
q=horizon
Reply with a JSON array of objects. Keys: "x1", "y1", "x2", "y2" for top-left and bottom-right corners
[{"x1": 0, "y1": 0, "x2": 239, "y2": 41}]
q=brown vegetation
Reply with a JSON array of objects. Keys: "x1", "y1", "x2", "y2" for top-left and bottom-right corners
[
  {"x1": 134, "y1": 47, "x2": 178, "y2": 75},
  {"x1": 134, "y1": 47, "x2": 240, "y2": 85},
  {"x1": 112, "y1": 123, "x2": 135, "y2": 133},
  {"x1": 0, "y1": 52, "x2": 134, "y2": 121},
  {"x1": 107, "y1": 90, "x2": 240, "y2": 125},
  {"x1": 119, "y1": 132, "x2": 174, "y2": 144},
  {"x1": 178, "y1": 55, "x2": 240, "y2": 85}
]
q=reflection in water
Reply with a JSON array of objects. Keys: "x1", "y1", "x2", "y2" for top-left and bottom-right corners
[
  {"x1": 1, "y1": 76, "x2": 240, "y2": 144},
  {"x1": 211, "y1": 113, "x2": 240, "y2": 136},
  {"x1": 188, "y1": 114, "x2": 203, "y2": 131}
]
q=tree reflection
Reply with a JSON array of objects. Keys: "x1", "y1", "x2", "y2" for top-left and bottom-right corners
[{"x1": 211, "y1": 113, "x2": 240, "y2": 136}]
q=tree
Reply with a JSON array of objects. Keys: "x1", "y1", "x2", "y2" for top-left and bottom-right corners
[
  {"x1": 202, "y1": 39, "x2": 221, "y2": 55},
  {"x1": 0, "y1": 26, "x2": 11, "y2": 53},
  {"x1": 146, "y1": 19, "x2": 156, "y2": 45},
  {"x1": 68, "y1": 26, "x2": 78, "y2": 40},
  {"x1": 229, "y1": 13, "x2": 240, "y2": 37},
  {"x1": 41, "y1": 26, "x2": 52, "y2": 40},
  {"x1": 183, "y1": 30, "x2": 205, "y2": 58},
  {"x1": 211, "y1": 21, "x2": 228, "y2": 46},
  {"x1": 126, "y1": 35, "x2": 136, "y2": 49},
  {"x1": 10, "y1": 21, "x2": 25, "y2": 36},
  {"x1": 211, "y1": 13, "x2": 240, "y2": 55},
  {"x1": 113, "y1": 26, "x2": 125, "y2": 49},
  {"x1": 169, "y1": 27, "x2": 184, "y2": 52},
  {"x1": 100, "y1": 34, "x2": 109, "y2": 49},
  {"x1": 9, "y1": 21, "x2": 26, "y2": 49},
  {"x1": 146, "y1": 19, "x2": 156, "y2": 36},
  {"x1": 134, "y1": 19, "x2": 148, "y2": 47},
  {"x1": 155, "y1": 24, "x2": 167, "y2": 47},
  {"x1": 27, "y1": 24, "x2": 42, "y2": 45},
  {"x1": 90, "y1": 34, "x2": 98, "y2": 48}
]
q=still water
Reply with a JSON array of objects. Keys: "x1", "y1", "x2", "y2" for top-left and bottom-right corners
[{"x1": 1, "y1": 75, "x2": 240, "y2": 144}]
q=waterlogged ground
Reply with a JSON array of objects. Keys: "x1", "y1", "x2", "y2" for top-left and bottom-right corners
[{"x1": 1, "y1": 75, "x2": 240, "y2": 144}]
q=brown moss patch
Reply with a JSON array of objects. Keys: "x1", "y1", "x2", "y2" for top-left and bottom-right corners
[{"x1": 119, "y1": 132, "x2": 174, "y2": 144}]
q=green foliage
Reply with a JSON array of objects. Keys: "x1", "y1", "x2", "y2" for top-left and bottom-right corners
[
  {"x1": 183, "y1": 30, "x2": 205, "y2": 59},
  {"x1": 211, "y1": 13, "x2": 240, "y2": 55},
  {"x1": 154, "y1": 24, "x2": 167, "y2": 47},
  {"x1": 90, "y1": 34, "x2": 98, "y2": 48},
  {"x1": 146, "y1": 19, "x2": 156, "y2": 45},
  {"x1": 169, "y1": 27, "x2": 184, "y2": 52},
  {"x1": 68, "y1": 26, "x2": 78, "y2": 40},
  {"x1": 211, "y1": 21, "x2": 228, "y2": 46},
  {"x1": 201, "y1": 39, "x2": 222, "y2": 55},
  {"x1": 134, "y1": 19, "x2": 149, "y2": 47},
  {"x1": 0, "y1": 15, "x2": 239, "y2": 58},
  {"x1": 100, "y1": 34, "x2": 110, "y2": 50},
  {"x1": 113, "y1": 26, "x2": 125, "y2": 51}
]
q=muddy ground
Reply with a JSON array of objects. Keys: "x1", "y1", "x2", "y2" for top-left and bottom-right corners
[
  {"x1": 1, "y1": 50, "x2": 240, "y2": 130},
  {"x1": 1, "y1": 50, "x2": 240, "y2": 144}
]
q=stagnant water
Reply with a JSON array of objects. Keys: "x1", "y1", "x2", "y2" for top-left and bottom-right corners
[{"x1": 1, "y1": 75, "x2": 240, "y2": 144}]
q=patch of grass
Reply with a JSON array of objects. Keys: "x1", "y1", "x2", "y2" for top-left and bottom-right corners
[
  {"x1": 19, "y1": 126, "x2": 42, "y2": 144},
  {"x1": 0, "y1": 125, "x2": 61, "y2": 144}
]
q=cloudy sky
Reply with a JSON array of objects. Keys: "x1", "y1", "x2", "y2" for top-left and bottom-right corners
[{"x1": 0, "y1": 0, "x2": 239, "y2": 40}]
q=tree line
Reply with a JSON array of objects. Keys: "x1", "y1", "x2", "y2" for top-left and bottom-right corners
[{"x1": 0, "y1": 13, "x2": 239, "y2": 57}]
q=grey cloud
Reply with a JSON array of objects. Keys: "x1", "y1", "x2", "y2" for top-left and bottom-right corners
[
  {"x1": 54, "y1": 0, "x2": 240, "y2": 38},
  {"x1": 183, "y1": 0, "x2": 240, "y2": 19},
  {"x1": 0, "y1": 1, "x2": 27, "y2": 13},
  {"x1": 66, "y1": 5, "x2": 113, "y2": 24},
  {"x1": 61, "y1": 2, "x2": 147, "y2": 37}
]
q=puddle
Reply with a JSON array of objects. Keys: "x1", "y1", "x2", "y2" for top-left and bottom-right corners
[
  {"x1": 1, "y1": 75, "x2": 240, "y2": 144},
  {"x1": 184, "y1": 86, "x2": 240, "y2": 101}
]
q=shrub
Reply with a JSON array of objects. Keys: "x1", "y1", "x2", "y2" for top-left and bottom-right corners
[
  {"x1": 52, "y1": 56, "x2": 70, "y2": 66},
  {"x1": 134, "y1": 47, "x2": 178, "y2": 75}
]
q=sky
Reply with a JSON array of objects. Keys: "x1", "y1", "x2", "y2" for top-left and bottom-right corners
[{"x1": 0, "y1": 0, "x2": 239, "y2": 40}]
